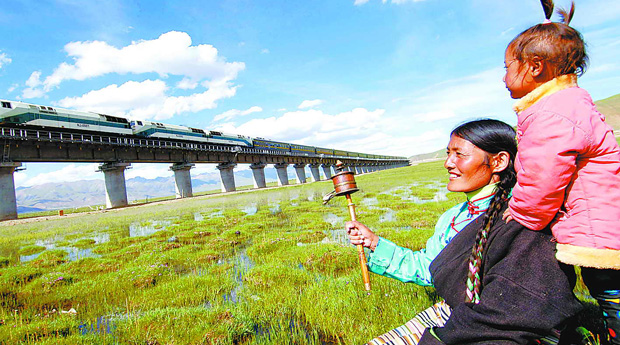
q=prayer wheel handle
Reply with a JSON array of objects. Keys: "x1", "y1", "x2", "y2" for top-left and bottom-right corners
[{"x1": 323, "y1": 161, "x2": 371, "y2": 292}]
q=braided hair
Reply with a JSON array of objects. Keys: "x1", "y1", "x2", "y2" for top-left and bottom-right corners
[
  {"x1": 508, "y1": 0, "x2": 588, "y2": 78},
  {"x1": 450, "y1": 119, "x2": 517, "y2": 304}
]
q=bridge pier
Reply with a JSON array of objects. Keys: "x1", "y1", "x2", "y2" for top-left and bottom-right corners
[
  {"x1": 250, "y1": 162, "x2": 267, "y2": 188},
  {"x1": 321, "y1": 164, "x2": 332, "y2": 180},
  {"x1": 309, "y1": 163, "x2": 321, "y2": 182},
  {"x1": 217, "y1": 162, "x2": 237, "y2": 192},
  {"x1": 294, "y1": 164, "x2": 307, "y2": 184},
  {"x1": 0, "y1": 162, "x2": 21, "y2": 220},
  {"x1": 98, "y1": 162, "x2": 130, "y2": 209},
  {"x1": 170, "y1": 163, "x2": 194, "y2": 198},
  {"x1": 274, "y1": 163, "x2": 289, "y2": 186}
]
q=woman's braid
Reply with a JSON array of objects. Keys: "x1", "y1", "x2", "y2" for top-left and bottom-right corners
[{"x1": 465, "y1": 160, "x2": 516, "y2": 304}]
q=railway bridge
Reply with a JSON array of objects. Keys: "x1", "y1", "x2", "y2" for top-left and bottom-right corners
[{"x1": 0, "y1": 126, "x2": 409, "y2": 220}]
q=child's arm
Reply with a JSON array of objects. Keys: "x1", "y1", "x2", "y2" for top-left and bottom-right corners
[{"x1": 508, "y1": 112, "x2": 585, "y2": 230}]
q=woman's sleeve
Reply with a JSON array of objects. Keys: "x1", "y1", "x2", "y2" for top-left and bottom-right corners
[
  {"x1": 367, "y1": 208, "x2": 456, "y2": 286},
  {"x1": 508, "y1": 111, "x2": 586, "y2": 230},
  {"x1": 424, "y1": 229, "x2": 582, "y2": 344}
]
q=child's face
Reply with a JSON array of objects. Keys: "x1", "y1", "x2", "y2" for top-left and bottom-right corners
[{"x1": 503, "y1": 48, "x2": 538, "y2": 99}]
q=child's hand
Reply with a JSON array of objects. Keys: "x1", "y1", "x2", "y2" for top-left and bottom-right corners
[{"x1": 502, "y1": 208, "x2": 514, "y2": 223}]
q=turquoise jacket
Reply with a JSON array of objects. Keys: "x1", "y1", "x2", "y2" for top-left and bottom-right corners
[{"x1": 367, "y1": 184, "x2": 497, "y2": 286}]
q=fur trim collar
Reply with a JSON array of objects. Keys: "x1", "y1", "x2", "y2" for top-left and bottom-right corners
[
  {"x1": 513, "y1": 74, "x2": 578, "y2": 114},
  {"x1": 556, "y1": 243, "x2": 620, "y2": 269}
]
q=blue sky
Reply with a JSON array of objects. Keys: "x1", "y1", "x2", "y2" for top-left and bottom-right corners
[{"x1": 1, "y1": 0, "x2": 619, "y2": 187}]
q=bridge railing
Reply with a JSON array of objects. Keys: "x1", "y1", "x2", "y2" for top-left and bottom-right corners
[{"x1": 0, "y1": 126, "x2": 406, "y2": 162}]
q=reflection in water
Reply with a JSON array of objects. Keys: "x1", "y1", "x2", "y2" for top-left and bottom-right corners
[
  {"x1": 129, "y1": 220, "x2": 171, "y2": 237},
  {"x1": 20, "y1": 240, "x2": 101, "y2": 263},
  {"x1": 269, "y1": 204, "x2": 282, "y2": 215},
  {"x1": 361, "y1": 197, "x2": 379, "y2": 206},
  {"x1": 325, "y1": 230, "x2": 350, "y2": 246},
  {"x1": 220, "y1": 248, "x2": 254, "y2": 304},
  {"x1": 242, "y1": 204, "x2": 258, "y2": 216},
  {"x1": 209, "y1": 210, "x2": 224, "y2": 218},
  {"x1": 194, "y1": 212, "x2": 204, "y2": 221},
  {"x1": 380, "y1": 209, "x2": 396, "y2": 223},
  {"x1": 323, "y1": 213, "x2": 344, "y2": 227}
]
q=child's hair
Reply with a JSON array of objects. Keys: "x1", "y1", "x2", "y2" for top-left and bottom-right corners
[
  {"x1": 450, "y1": 119, "x2": 517, "y2": 304},
  {"x1": 508, "y1": 0, "x2": 588, "y2": 78}
]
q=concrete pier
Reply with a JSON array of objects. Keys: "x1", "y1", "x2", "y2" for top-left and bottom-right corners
[
  {"x1": 250, "y1": 162, "x2": 267, "y2": 188},
  {"x1": 217, "y1": 162, "x2": 237, "y2": 192},
  {"x1": 274, "y1": 163, "x2": 289, "y2": 186},
  {"x1": 98, "y1": 162, "x2": 131, "y2": 209},
  {"x1": 0, "y1": 162, "x2": 22, "y2": 220},
  {"x1": 170, "y1": 162, "x2": 194, "y2": 198},
  {"x1": 309, "y1": 163, "x2": 321, "y2": 182},
  {"x1": 321, "y1": 164, "x2": 332, "y2": 180},
  {"x1": 294, "y1": 164, "x2": 307, "y2": 184}
]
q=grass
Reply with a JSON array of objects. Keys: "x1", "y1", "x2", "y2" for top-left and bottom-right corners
[{"x1": 0, "y1": 161, "x2": 598, "y2": 344}]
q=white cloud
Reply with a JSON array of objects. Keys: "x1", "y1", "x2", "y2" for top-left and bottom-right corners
[
  {"x1": 213, "y1": 106, "x2": 263, "y2": 122},
  {"x1": 354, "y1": 0, "x2": 370, "y2": 4},
  {"x1": 176, "y1": 77, "x2": 199, "y2": 90},
  {"x1": 261, "y1": 48, "x2": 270, "y2": 54},
  {"x1": 7, "y1": 84, "x2": 18, "y2": 93},
  {"x1": 298, "y1": 99, "x2": 323, "y2": 109},
  {"x1": 25, "y1": 71, "x2": 42, "y2": 87},
  {"x1": 22, "y1": 31, "x2": 245, "y2": 104},
  {"x1": 214, "y1": 106, "x2": 448, "y2": 157},
  {"x1": 215, "y1": 107, "x2": 384, "y2": 148},
  {"x1": 0, "y1": 52, "x2": 11, "y2": 69},
  {"x1": 56, "y1": 79, "x2": 238, "y2": 120},
  {"x1": 399, "y1": 67, "x2": 514, "y2": 125},
  {"x1": 22, "y1": 31, "x2": 245, "y2": 100},
  {"x1": 18, "y1": 164, "x2": 100, "y2": 187}
]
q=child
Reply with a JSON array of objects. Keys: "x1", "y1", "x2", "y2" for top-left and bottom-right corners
[{"x1": 502, "y1": 0, "x2": 620, "y2": 343}]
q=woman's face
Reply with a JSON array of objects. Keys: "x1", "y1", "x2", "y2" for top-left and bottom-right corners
[{"x1": 444, "y1": 135, "x2": 497, "y2": 193}]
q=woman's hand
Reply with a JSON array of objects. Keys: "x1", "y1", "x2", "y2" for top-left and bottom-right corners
[{"x1": 345, "y1": 221, "x2": 379, "y2": 251}]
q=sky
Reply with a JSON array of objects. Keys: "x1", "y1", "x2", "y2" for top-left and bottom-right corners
[{"x1": 1, "y1": 0, "x2": 619, "y2": 188}]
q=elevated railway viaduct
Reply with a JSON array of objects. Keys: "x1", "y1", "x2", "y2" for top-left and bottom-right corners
[{"x1": 0, "y1": 127, "x2": 409, "y2": 220}]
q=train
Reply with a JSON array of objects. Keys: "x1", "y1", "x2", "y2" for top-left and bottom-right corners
[{"x1": 0, "y1": 99, "x2": 401, "y2": 160}]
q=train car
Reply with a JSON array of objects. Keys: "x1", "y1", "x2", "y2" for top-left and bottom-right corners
[
  {"x1": 253, "y1": 138, "x2": 291, "y2": 152},
  {"x1": 208, "y1": 130, "x2": 253, "y2": 147},
  {"x1": 315, "y1": 147, "x2": 335, "y2": 156},
  {"x1": 0, "y1": 99, "x2": 132, "y2": 135},
  {"x1": 131, "y1": 121, "x2": 252, "y2": 146},
  {"x1": 290, "y1": 143, "x2": 315, "y2": 155}
]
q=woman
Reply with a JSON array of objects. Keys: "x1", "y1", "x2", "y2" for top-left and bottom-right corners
[{"x1": 347, "y1": 119, "x2": 582, "y2": 344}]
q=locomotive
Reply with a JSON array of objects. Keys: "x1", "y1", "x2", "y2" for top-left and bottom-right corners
[{"x1": 0, "y1": 99, "x2": 399, "y2": 160}]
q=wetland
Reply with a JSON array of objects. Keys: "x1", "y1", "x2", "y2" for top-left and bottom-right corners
[{"x1": 0, "y1": 161, "x2": 593, "y2": 344}]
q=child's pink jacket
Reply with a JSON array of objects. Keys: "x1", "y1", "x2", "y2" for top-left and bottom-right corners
[{"x1": 508, "y1": 74, "x2": 620, "y2": 269}]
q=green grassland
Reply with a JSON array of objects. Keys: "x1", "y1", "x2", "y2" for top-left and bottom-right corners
[{"x1": 0, "y1": 162, "x2": 596, "y2": 344}]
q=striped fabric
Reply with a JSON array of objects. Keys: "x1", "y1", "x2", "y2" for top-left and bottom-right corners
[
  {"x1": 366, "y1": 300, "x2": 451, "y2": 345},
  {"x1": 365, "y1": 300, "x2": 563, "y2": 345}
]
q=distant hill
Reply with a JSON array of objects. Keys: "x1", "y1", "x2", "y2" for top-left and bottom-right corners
[
  {"x1": 409, "y1": 93, "x2": 620, "y2": 163},
  {"x1": 16, "y1": 170, "x2": 259, "y2": 213},
  {"x1": 596, "y1": 93, "x2": 620, "y2": 130}
]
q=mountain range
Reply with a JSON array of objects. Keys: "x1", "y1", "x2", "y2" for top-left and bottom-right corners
[{"x1": 16, "y1": 170, "x2": 259, "y2": 214}]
